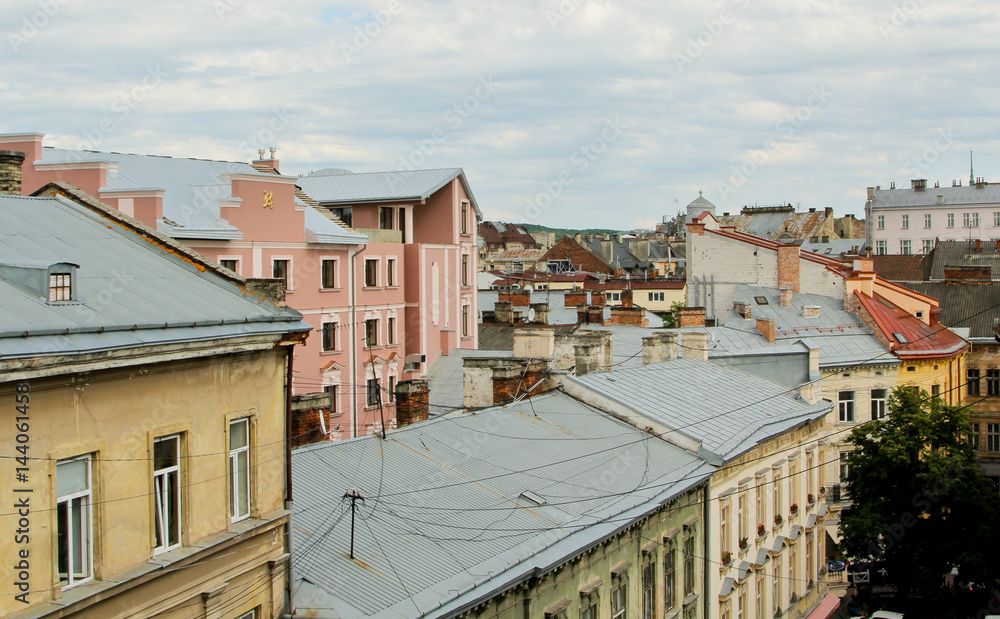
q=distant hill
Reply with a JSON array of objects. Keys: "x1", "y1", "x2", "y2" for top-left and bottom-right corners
[{"x1": 517, "y1": 223, "x2": 622, "y2": 241}]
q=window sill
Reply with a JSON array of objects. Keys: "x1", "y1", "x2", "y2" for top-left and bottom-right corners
[
  {"x1": 363, "y1": 286, "x2": 382, "y2": 291},
  {"x1": 320, "y1": 350, "x2": 344, "y2": 355},
  {"x1": 319, "y1": 287, "x2": 342, "y2": 292},
  {"x1": 385, "y1": 285, "x2": 401, "y2": 289}
]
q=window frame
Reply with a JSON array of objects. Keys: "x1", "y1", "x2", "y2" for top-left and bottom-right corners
[
  {"x1": 321, "y1": 258, "x2": 339, "y2": 289},
  {"x1": 365, "y1": 318, "x2": 379, "y2": 348},
  {"x1": 683, "y1": 532, "x2": 696, "y2": 596},
  {"x1": 875, "y1": 239, "x2": 887, "y2": 255},
  {"x1": 870, "y1": 388, "x2": 887, "y2": 420},
  {"x1": 611, "y1": 573, "x2": 628, "y2": 619},
  {"x1": 900, "y1": 239, "x2": 912, "y2": 255},
  {"x1": 153, "y1": 435, "x2": 182, "y2": 554},
  {"x1": 387, "y1": 316, "x2": 397, "y2": 346},
  {"x1": 664, "y1": 537, "x2": 676, "y2": 611},
  {"x1": 947, "y1": 212, "x2": 955, "y2": 228},
  {"x1": 366, "y1": 377, "x2": 381, "y2": 408},
  {"x1": 641, "y1": 554, "x2": 655, "y2": 619},
  {"x1": 988, "y1": 423, "x2": 1000, "y2": 453},
  {"x1": 219, "y1": 255, "x2": 241, "y2": 275},
  {"x1": 57, "y1": 454, "x2": 94, "y2": 588},
  {"x1": 987, "y1": 369, "x2": 1000, "y2": 396},
  {"x1": 386, "y1": 258, "x2": 397, "y2": 287},
  {"x1": 272, "y1": 258, "x2": 291, "y2": 290},
  {"x1": 877, "y1": 214, "x2": 885, "y2": 230},
  {"x1": 968, "y1": 368, "x2": 982, "y2": 396},
  {"x1": 649, "y1": 292, "x2": 665, "y2": 302},
  {"x1": 461, "y1": 253, "x2": 470, "y2": 287},
  {"x1": 461, "y1": 201, "x2": 470, "y2": 235},
  {"x1": 322, "y1": 321, "x2": 339, "y2": 352},
  {"x1": 901, "y1": 214, "x2": 909, "y2": 229},
  {"x1": 49, "y1": 272, "x2": 73, "y2": 302},
  {"x1": 379, "y1": 206, "x2": 394, "y2": 230},
  {"x1": 462, "y1": 303, "x2": 471, "y2": 338},
  {"x1": 364, "y1": 258, "x2": 379, "y2": 288},
  {"x1": 924, "y1": 213, "x2": 932, "y2": 228},
  {"x1": 229, "y1": 418, "x2": 251, "y2": 523},
  {"x1": 838, "y1": 390, "x2": 856, "y2": 422}
]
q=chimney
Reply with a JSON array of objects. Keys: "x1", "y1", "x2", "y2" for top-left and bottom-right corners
[
  {"x1": 530, "y1": 302, "x2": 550, "y2": 324},
  {"x1": 565, "y1": 290, "x2": 589, "y2": 307},
  {"x1": 677, "y1": 306, "x2": 706, "y2": 327},
  {"x1": 492, "y1": 361, "x2": 549, "y2": 404},
  {"x1": 577, "y1": 305, "x2": 588, "y2": 324},
  {"x1": 395, "y1": 380, "x2": 429, "y2": 427},
  {"x1": 587, "y1": 305, "x2": 606, "y2": 325},
  {"x1": 661, "y1": 332, "x2": 679, "y2": 359},
  {"x1": 821, "y1": 235, "x2": 829, "y2": 243},
  {"x1": 911, "y1": 179, "x2": 927, "y2": 191},
  {"x1": 802, "y1": 305, "x2": 820, "y2": 318},
  {"x1": 502, "y1": 289, "x2": 531, "y2": 307},
  {"x1": 975, "y1": 239, "x2": 982, "y2": 252},
  {"x1": 683, "y1": 331, "x2": 709, "y2": 361},
  {"x1": 600, "y1": 239, "x2": 613, "y2": 264},
  {"x1": 513, "y1": 327, "x2": 555, "y2": 358},
  {"x1": 777, "y1": 244, "x2": 800, "y2": 292},
  {"x1": 642, "y1": 332, "x2": 678, "y2": 365},
  {"x1": 944, "y1": 265, "x2": 991, "y2": 283},
  {"x1": 574, "y1": 343, "x2": 601, "y2": 375},
  {"x1": 756, "y1": 318, "x2": 775, "y2": 343},
  {"x1": 252, "y1": 147, "x2": 280, "y2": 172},
  {"x1": 290, "y1": 392, "x2": 336, "y2": 448},
  {"x1": 0, "y1": 150, "x2": 26, "y2": 195},
  {"x1": 590, "y1": 291, "x2": 607, "y2": 306},
  {"x1": 733, "y1": 300, "x2": 752, "y2": 320},
  {"x1": 494, "y1": 301, "x2": 515, "y2": 324},
  {"x1": 632, "y1": 239, "x2": 651, "y2": 261},
  {"x1": 621, "y1": 288, "x2": 634, "y2": 308},
  {"x1": 779, "y1": 286, "x2": 793, "y2": 307},
  {"x1": 246, "y1": 278, "x2": 287, "y2": 307},
  {"x1": 610, "y1": 306, "x2": 648, "y2": 327}
]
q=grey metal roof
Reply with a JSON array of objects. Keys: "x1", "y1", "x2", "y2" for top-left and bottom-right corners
[
  {"x1": 297, "y1": 167, "x2": 479, "y2": 212},
  {"x1": 567, "y1": 358, "x2": 832, "y2": 462},
  {"x1": 927, "y1": 239, "x2": 1000, "y2": 280},
  {"x1": 291, "y1": 392, "x2": 714, "y2": 619},
  {"x1": 426, "y1": 349, "x2": 514, "y2": 413},
  {"x1": 0, "y1": 194, "x2": 309, "y2": 359},
  {"x1": 901, "y1": 281, "x2": 1000, "y2": 341},
  {"x1": 801, "y1": 238, "x2": 862, "y2": 257},
  {"x1": 870, "y1": 183, "x2": 1000, "y2": 209},
  {"x1": 40, "y1": 147, "x2": 364, "y2": 244}
]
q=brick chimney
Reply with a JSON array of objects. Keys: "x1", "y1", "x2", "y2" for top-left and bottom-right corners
[
  {"x1": 677, "y1": 306, "x2": 706, "y2": 327},
  {"x1": 565, "y1": 290, "x2": 589, "y2": 307},
  {"x1": 395, "y1": 380, "x2": 429, "y2": 427},
  {"x1": 756, "y1": 318, "x2": 775, "y2": 343},
  {"x1": 733, "y1": 300, "x2": 752, "y2": 320},
  {"x1": 0, "y1": 150, "x2": 26, "y2": 195},
  {"x1": 620, "y1": 289, "x2": 634, "y2": 308},
  {"x1": 683, "y1": 331, "x2": 709, "y2": 361},
  {"x1": 590, "y1": 291, "x2": 607, "y2": 306},
  {"x1": 944, "y1": 265, "x2": 991, "y2": 283},
  {"x1": 500, "y1": 289, "x2": 531, "y2": 307},
  {"x1": 779, "y1": 286, "x2": 793, "y2": 307},
  {"x1": 777, "y1": 244, "x2": 800, "y2": 292},
  {"x1": 530, "y1": 302, "x2": 550, "y2": 324},
  {"x1": 587, "y1": 305, "x2": 607, "y2": 325},
  {"x1": 610, "y1": 306, "x2": 648, "y2": 327},
  {"x1": 495, "y1": 301, "x2": 515, "y2": 324},
  {"x1": 290, "y1": 392, "x2": 337, "y2": 448},
  {"x1": 252, "y1": 147, "x2": 280, "y2": 173}
]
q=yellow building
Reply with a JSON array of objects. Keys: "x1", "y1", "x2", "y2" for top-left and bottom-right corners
[{"x1": 0, "y1": 182, "x2": 310, "y2": 618}]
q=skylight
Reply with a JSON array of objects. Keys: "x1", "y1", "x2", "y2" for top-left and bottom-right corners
[
  {"x1": 892, "y1": 332, "x2": 909, "y2": 344},
  {"x1": 754, "y1": 296, "x2": 768, "y2": 305}
]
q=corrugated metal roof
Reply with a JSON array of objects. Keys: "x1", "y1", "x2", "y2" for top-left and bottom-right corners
[
  {"x1": 567, "y1": 358, "x2": 832, "y2": 461},
  {"x1": 898, "y1": 281, "x2": 1000, "y2": 340},
  {"x1": 871, "y1": 183, "x2": 1000, "y2": 208},
  {"x1": 426, "y1": 349, "x2": 514, "y2": 412},
  {"x1": 291, "y1": 392, "x2": 713, "y2": 618},
  {"x1": 928, "y1": 239, "x2": 1000, "y2": 280},
  {"x1": 0, "y1": 194, "x2": 309, "y2": 358},
  {"x1": 297, "y1": 167, "x2": 466, "y2": 205}
]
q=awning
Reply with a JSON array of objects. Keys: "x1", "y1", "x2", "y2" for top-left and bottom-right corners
[
  {"x1": 771, "y1": 535, "x2": 787, "y2": 553},
  {"x1": 806, "y1": 514, "x2": 818, "y2": 530},
  {"x1": 806, "y1": 593, "x2": 841, "y2": 619},
  {"x1": 788, "y1": 524, "x2": 804, "y2": 541},
  {"x1": 719, "y1": 576, "x2": 736, "y2": 599},
  {"x1": 738, "y1": 560, "x2": 753, "y2": 580},
  {"x1": 753, "y1": 547, "x2": 770, "y2": 567}
]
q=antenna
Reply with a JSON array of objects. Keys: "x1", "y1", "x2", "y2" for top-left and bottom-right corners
[
  {"x1": 344, "y1": 489, "x2": 365, "y2": 559},
  {"x1": 970, "y1": 150, "x2": 974, "y2": 186}
]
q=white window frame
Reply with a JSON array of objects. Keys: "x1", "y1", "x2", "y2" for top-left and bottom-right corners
[
  {"x1": 153, "y1": 435, "x2": 182, "y2": 554},
  {"x1": 838, "y1": 390, "x2": 856, "y2": 422},
  {"x1": 229, "y1": 419, "x2": 251, "y2": 523},
  {"x1": 877, "y1": 214, "x2": 885, "y2": 230},
  {"x1": 901, "y1": 214, "x2": 909, "y2": 229},
  {"x1": 321, "y1": 257, "x2": 340, "y2": 289},
  {"x1": 322, "y1": 320, "x2": 339, "y2": 352},
  {"x1": 924, "y1": 213, "x2": 932, "y2": 228},
  {"x1": 608, "y1": 291, "x2": 622, "y2": 302},
  {"x1": 218, "y1": 255, "x2": 241, "y2": 276},
  {"x1": 386, "y1": 257, "x2": 397, "y2": 287},
  {"x1": 875, "y1": 240, "x2": 887, "y2": 255},
  {"x1": 947, "y1": 212, "x2": 955, "y2": 228},
  {"x1": 900, "y1": 239, "x2": 912, "y2": 255},
  {"x1": 870, "y1": 388, "x2": 887, "y2": 420},
  {"x1": 461, "y1": 253, "x2": 471, "y2": 287},
  {"x1": 365, "y1": 317, "x2": 379, "y2": 348},
  {"x1": 994, "y1": 212, "x2": 1000, "y2": 227},
  {"x1": 922, "y1": 239, "x2": 934, "y2": 254},
  {"x1": 649, "y1": 292, "x2": 665, "y2": 302},
  {"x1": 364, "y1": 258, "x2": 380, "y2": 288},
  {"x1": 57, "y1": 455, "x2": 93, "y2": 588}
]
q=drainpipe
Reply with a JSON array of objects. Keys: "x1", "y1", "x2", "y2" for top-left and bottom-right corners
[
  {"x1": 703, "y1": 482, "x2": 711, "y2": 619},
  {"x1": 284, "y1": 345, "x2": 295, "y2": 615},
  {"x1": 349, "y1": 244, "x2": 365, "y2": 438}
]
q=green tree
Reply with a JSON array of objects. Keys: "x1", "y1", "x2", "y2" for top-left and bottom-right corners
[
  {"x1": 840, "y1": 387, "x2": 1000, "y2": 599},
  {"x1": 661, "y1": 300, "x2": 685, "y2": 328}
]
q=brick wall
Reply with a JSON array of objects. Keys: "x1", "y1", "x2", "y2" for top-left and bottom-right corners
[
  {"x1": 591, "y1": 291, "x2": 606, "y2": 306},
  {"x1": 395, "y1": 379, "x2": 429, "y2": 427},
  {"x1": 500, "y1": 290, "x2": 532, "y2": 306},
  {"x1": 678, "y1": 307, "x2": 706, "y2": 327},
  {"x1": 246, "y1": 278, "x2": 287, "y2": 307},
  {"x1": 777, "y1": 244, "x2": 800, "y2": 292},
  {"x1": 620, "y1": 289, "x2": 634, "y2": 308},
  {"x1": 610, "y1": 306, "x2": 647, "y2": 326},
  {"x1": 492, "y1": 362, "x2": 548, "y2": 403},
  {"x1": 565, "y1": 290, "x2": 589, "y2": 307},
  {"x1": 290, "y1": 392, "x2": 335, "y2": 449},
  {"x1": 0, "y1": 150, "x2": 25, "y2": 195},
  {"x1": 944, "y1": 266, "x2": 991, "y2": 282}
]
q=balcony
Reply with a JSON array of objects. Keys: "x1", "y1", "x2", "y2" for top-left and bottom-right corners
[{"x1": 357, "y1": 228, "x2": 403, "y2": 243}]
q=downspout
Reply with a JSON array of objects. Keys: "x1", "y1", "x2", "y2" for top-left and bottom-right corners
[
  {"x1": 284, "y1": 344, "x2": 295, "y2": 615},
  {"x1": 703, "y1": 482, "x2": 711, "y2": 619},
  {"x1": 349, "y1": 244, "x2": 366, "y2": 439}
]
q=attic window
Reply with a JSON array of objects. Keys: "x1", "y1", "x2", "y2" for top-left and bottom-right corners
[
  {"x1": 49, "y1": 273, "x2": 73, "y2": 302},
  {"x1": 893, "y1": 332, "x2": 909, "y2": 344},
  {"x1": 754, "y1": 296, "x2": 768, "y2": 305},
  {"x1": 915, "y1": 311, "x2": 924, "y2": 319}
]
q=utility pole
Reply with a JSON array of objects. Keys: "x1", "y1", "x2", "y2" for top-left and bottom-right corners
[{"x1": 344, "y1": 489, "x2": 365, "y2": 559}]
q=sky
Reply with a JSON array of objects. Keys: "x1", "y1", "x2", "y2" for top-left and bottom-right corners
[{"x1": 3, "y1": 0, "x2": 1000, "y2": 230}]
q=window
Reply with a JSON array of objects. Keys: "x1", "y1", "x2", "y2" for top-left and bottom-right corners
[
  {"x1": 366, "y1": 377, "x2": 380, "y2": 407},
  {"x1": 807, "y1": 531, "x2": 815, "y2": 584},
  {"x1": 839, "y1": 452, "x2": 849, "y2": 485},
  {"x1": 49, "y1": 273, "x2": 73, "y2": 302},
  {"x1": 581, "y1": 593, "x2": 599, "y2": 619},
  {"x1": 755, "y1": 572, "x2": 764, "y2": 619},
  {"x1": 789, "y1": 544, "x2": 797, "y2": 602},
  {"x1": 461, "y1": 201, "x2": 470, "y2": 234},
  {"x1": 838, "y1": 391, "x2": 855, "y2": 422},
  {"x1": 900, "y1": 239, "x2": 912, "y2": 255},
  {"x1": 988, "y1": 370, "x2": 1000, "y2": 396},
  {"x1": 462, "y1": 304, "x2": 470, "y2": 338},
  {"x1": 972, "y1": 212, "x2": 981, "y2": 227},
  {"x1": 738, "y1": 487, "x2": 748, "y2": 542},
  {"x1": 664, "y1": 539, "x2": 676, "y2": 610},
  {"x1": 608, "y1": 291, "x2": 621, "y2": 302},
  {"x1": 324, "y1": 384, "x2": 338, "y2": 413},
  {"x1": 738, "y1": 583, "x2": 747, "y2": 619},
  {"x1": 229, "y1": 419, "x2": 251, "y2": 522},
  {"x1": 462, "y1": 254, "x2": 470, "y2": 286},
  {"x1": 789, "y1": 458, "x2": 799, "y2": 509},
  {"x1": 648, "y1": 292, "x2": 665, "y2": 302},
  {"x1": 153, "y1": 436, "x2": 181, "y2": 553},
  {"x1": 877, "y1": 214, "x2": 885, "y2": 230},
  {"x1": 683, "y1": 533, "x2": 695, "y2": 595},
  {"x1": 331, "y1": 207, "x2": 352, "y2": 227},
  {"x1": 721, "y1": 500, "x2": 730, "y2": 554},
  {"x1": 236, "y1": 610, "x2": 257, "y2": 619},
  {"x1": 988, "y1": 424, "x2": 1000, "y2": 453},
  {"x1": 220, "y1": 259, "x2": 239, "y2": 274},
  {"x1": 388, "y1": 375, "x2": 396, "y2": 403},
  {"x1": 379, "y1": 206, "x2": 394, "y2": 230},
  {"x1": 806, "y1": 451, "x2": 815, "y2": 499},
  {"x1": 967, "y1": 423, "x2": 981, "y2": 451},
  {"x1": 870, "y1": 389, "x2": 887, "y2": 420},
  {"x1": 386, "y1": 258, "x2": 396, "y2": 287},
  {"x1": 398, "y1": 206, "x2": 407, "y2": 241},
  {"x1": 387, "y1": 316, "x2": 396, "y2": 345},
  {"x1": 322, "y1": 321, "x2": 338, "y2": 351},
  {"x1": 772, "y1": 555, "x2": 781, "y2": 616},
  {"x1": 272, "y1": 259, "x2": 289, "y2": 288},
  {"x1": 875, "y1": 239, "x2": 887, "y2": 255},
  {"x1": 968, "y1": 369, "x2": 981, "y2": 396},
  {"x1": 364, "y1": 259, "x2": 378, "y2": 287},
  {"x1": 901, "y1": 214, "x2": 909, "y2": 229},
  {"x1": 612, "y1": 574, "x2": 627, "y2": 619},
  {"x1": 755, "y1": 474, "x2": 764, "y2": 530},
  {"x1": 365, "y1": 318, "x2": 379, "y2": 348},
  {"x1": 773, "y1": 467, "x2": 783, "y2": 517},
  {"x1": 57, "y1": 455, "x2": 93, "y2": 587},
  {"x1": 642, "y1": 557, "x2": 655, "y2": 619},
  {"x1": 947, "y1": 212, "x2": 955, "y2": 228},
  {"x1": 995, "y1": 212, "x2": 1000, "y2": 227},
  {"x1": 932, "y1": 384, "x2": 940, "y2": 398},
  {"x1": 924, "y1": 213, "x2": 932, "y2": 228},
  {"x1": 922, "y1": 239, "x2": 934, "y2": 254},
  {"x1": 321, "y1": 259, "x2": 338, "y2": 288}
]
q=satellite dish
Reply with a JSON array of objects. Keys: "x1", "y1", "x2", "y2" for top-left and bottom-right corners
[{"x1": 526, "y1": 307, "x2": 536, "y2": 323}]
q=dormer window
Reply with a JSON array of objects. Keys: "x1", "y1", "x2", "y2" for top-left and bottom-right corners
[{"x1": 49, "y1": 272, "x2": 73, "y2": 302}]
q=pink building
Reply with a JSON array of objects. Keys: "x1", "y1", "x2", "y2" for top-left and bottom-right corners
[
  {"x1": 866, "y1": 178, "x2": 1000, "y2": 255},
  {"x1": 0, "y1": 133, "x2": 481, "y2": 438}
]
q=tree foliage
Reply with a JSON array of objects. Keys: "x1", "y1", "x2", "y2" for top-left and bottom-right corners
[{"x1": 839, "y1": 387, "x2": 1000, "y2": 597}]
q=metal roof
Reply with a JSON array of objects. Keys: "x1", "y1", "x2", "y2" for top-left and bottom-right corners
[
  {"x1": 40, "y1": 147, "x2": 364, "y2": 244},
  {"x1": 870, "y1": 183, "x2": 1000, "y2": 209},
  {"x1": 297, "y1": 167, "x2": 478, "y2": 211},
  {"x1": 290, "y1": 392, "x2": 714, "y2": 619},
  {"x1": 0, "y1": 193, "x2": 309, "y2": 359},
  {"x1": 478, "y1": 290, "x2": 665, "y2": 328},
  {"x1": 898, "y1": 281, "x2": 1000, "y2": 341},
  {"x1": 927, "y1": 239, "x2": 1000, "y2": 280},
  {"x1": 567, "y1": 358, "x2": 832, "y2": 462},
  {"x1": 426, "y1": 348, "x2": 514, "y2": 413}
]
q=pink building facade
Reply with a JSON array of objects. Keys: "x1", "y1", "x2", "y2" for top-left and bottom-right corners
[
  {"x1": 866, "y1": 178, "x2": 1000, "y2": 255},
  {"x1": 1, "y1": 133, "x2": 481, "y2": 438}
]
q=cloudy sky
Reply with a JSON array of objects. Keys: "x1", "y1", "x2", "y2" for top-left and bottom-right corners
[{"x1": 3, "y1": 0, "x2": 999, "y2": 229}]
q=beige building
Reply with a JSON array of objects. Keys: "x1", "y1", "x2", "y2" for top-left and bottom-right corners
[{"x1": 0, "y1": 179, "x2": 310, "y2": 618}]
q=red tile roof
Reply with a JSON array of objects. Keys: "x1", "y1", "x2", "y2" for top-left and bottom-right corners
[{"x1": 855, "y1": 292, "x2": 967, "y2": 359}]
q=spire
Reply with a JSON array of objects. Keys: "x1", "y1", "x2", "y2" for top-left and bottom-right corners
[{"x1": 970, "y1": 150, "x2": 974, "y2": 185}]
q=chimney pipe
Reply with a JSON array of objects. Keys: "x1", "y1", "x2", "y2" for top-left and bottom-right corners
[{"x1": 0, "y1": 150, "x2": 26, "y2": 195}]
